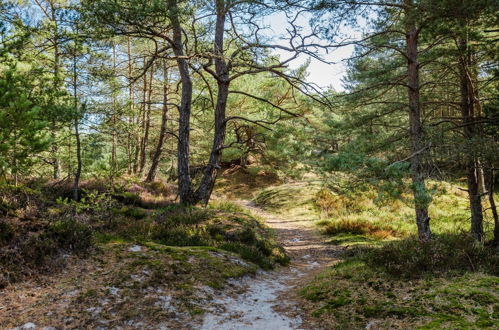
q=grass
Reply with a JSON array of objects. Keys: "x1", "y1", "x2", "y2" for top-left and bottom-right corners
[
  {"x1": 300, "y1": 235, "x2": 499, "y2": 329},
  {"x1": 252, "y1": 178, "x2": 499, "y2": 329},
  {"x1": 298, "y1": 180, "x2": 496, "y2": 245},
  {"x1": 313, "y1": 182, "x2": 483, "y2": 242}
]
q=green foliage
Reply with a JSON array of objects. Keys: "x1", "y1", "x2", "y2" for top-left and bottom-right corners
[{"x1": 0, "y1": 62, "x2": 50, "y2": 181}]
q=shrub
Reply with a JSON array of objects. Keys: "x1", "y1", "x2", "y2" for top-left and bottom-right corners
[
  {"x1": 47, "y1": 219, "x2": 93, "y2": 254},
  {"x1": 321, "y1": 219, "x2": 400, "y2": 239},
  {"x1": 0, "y1": 221, "x2": 15, "y2": 245},
  {"x1": 113, "y1": 206, "x2": 148, "y2": 220},
  {"x1": 363, "y1": 233, "x2": 499, "y2": 278}
]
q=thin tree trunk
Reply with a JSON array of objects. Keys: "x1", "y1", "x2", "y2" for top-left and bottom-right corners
[
  {"x1": 111, "y1": 42, "x2": 117, "y2": 173},
  {"x1": 51, "y1": 127, "x2": 61, "y2": 179},
  {"x1": 51, "y1": 34, "x2": 61, "y2": 180},
  {"x1": 51, "y1": 4, "x2": 61, "y2": 180},
  {"x1": 73, "y1": 118, "x2": 82, "y2": 201},
  {"x1": 127, "y1": 37, "x2": 134, "y2": 175},
  {"x1": 139, "y1": 64, "x2": 154, "y2": 175},
  {"x1": 458, "y1": 36, "x2": 484, "y2": 242},
  {"x1": 168, "y1": 0, "x2": 194, "y2": 204},
  {"x1": 133, "y1": 67, "x2": 147, "y2": 174},
  {"x1": 146, "y1": 61, "x2": 169, "y2": 183},
  {"x1": 484, "y1": 168, "x2": 499, "y2": 245},
  {"x1": 72, "y1": 52, "x2": 81, "y2": 201},
  {"x1": 405, "y1": 1, "x2": 431, "y2": 241}
]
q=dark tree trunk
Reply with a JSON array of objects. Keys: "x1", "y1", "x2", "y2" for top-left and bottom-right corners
[
  {"x1": 168, "y1": 0, "x2": 195, "y2": 204},
  {"x1": 194, "y1": 1, "x2": 229, "y2": 204},
  {"x1": 484, "y1": 168, "x2": 499, "y2": 245},
  {"x1": 146, "y1": 62, "x2": 170, "y2": 183},
  {"x1": 73, "y1": 117, "x2": 82, "y2": 201},
  {"x1": 51, "y1": 126, "x2": 61, "y2": 180},
  {"x1": 111, "y1": 43, "x2": 117, "y2": 173},
  {"x1": 458, "y1": 36, "x2": 484, "y2": 242},
  {"x1": 405, "y1": 2, "x2": 431, "y2": 241},
  {"x1": 72, "y1": 53, "x2": 81, "y2": 201}
]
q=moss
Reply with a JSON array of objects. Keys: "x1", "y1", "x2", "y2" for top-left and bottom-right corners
[
  {"x1": 301, "y1": 251, "x2": 499, "y2": 329},
  {"x1": 113, "y1": 206, "x2": 148, "y2": 219}
]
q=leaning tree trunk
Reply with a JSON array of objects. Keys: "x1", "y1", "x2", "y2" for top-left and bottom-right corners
[
  {"x1": 195, "y1": 1, "x2": 229, "y2": 204},
  {"x1": 146, "y1": 62, "x2": 170, "y2": 183},
  {"x1": 405, "y1": 3, "x2": 431, "y2": 241},
  {"x1": 458, "y1": 36, "x2": 484, "y2": 242},
  {"x1": 168, "y1": 0, "x2": 195, "y2": 204}
]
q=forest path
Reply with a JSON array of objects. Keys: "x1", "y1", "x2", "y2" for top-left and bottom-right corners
[{"x1": 201, "y1": 200, "x2": 342, "y2": 330}]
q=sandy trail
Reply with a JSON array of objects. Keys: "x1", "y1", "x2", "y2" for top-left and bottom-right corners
[{"x1": 201, "y1": 200, "x2": 341, "y2": 330}]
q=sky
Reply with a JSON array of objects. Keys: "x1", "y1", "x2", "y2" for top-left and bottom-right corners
[{"x1": 263, "y1": 11, "x2": 362, "y2": 92}]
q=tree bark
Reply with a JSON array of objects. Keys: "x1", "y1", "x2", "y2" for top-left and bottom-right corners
[
  {"x1": 146, "y1": 61, "x2": 170, "y2": 183},
  {"x1": 72, "y1": 52, "x2": 81, "y2": 201},
  {"x1": 484, "y1": 168, "x2": 499, "y2": 246},
  {"x1": 139, "y1": 63, "x2": 154, "y2": 176},
  {"x1": 458, "y1": 36, "x2": 484, "y2": 242},
  {"x1": 73, "y1": 117, "x2": 82, "y2": 201},
  {"x1": 168, "y1": 0, "x2": 195, "y2": 204},
  {"x1": 405, "y1": 1, "x2": 431, "y2": 241},
  {"x1": 132, "y1": 70, "x2": 145, "y2": 174},
  {"x1": 51, "y1": 13, "x2": 61, "y2": 180},
  {"x1": 126, "y1": 37, "x2": 134, "y2": 175},
  {"x1": 195, "y1": 1, "x2": 229, "y2": 204},
  {"x1": 111, "y1": 42, "x2": 117, "y2": 173}
]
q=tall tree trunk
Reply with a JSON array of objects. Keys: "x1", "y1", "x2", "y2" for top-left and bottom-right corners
[
  {"x1": 168, "y1": 0, "x2": 194, "y2": 204},
  {"x1": 405, "y1": 1, "x2": 431, "y2": 241},
  {"x1": 51, "y1": 22, "x2": 61, "y2": 180},
  {"x1": 134, "y1": 57, "x2": 148, "y2": 174},
  {"x1": 195, "y1": 1, "x2": 229, "y2": 204},
  {"x1": 72, "y1": 52, "x2": 81, "y2": 201},
  {"x1": 458, "y1": 36, "x2": 484, "y2": 242},
  {"x1": 146, "y1": 61, "x2": 169, "y2": 183},
  {"x1": 126, "y1": 37, "x2": 134, "y2": 175},
  {"x1": 111, "y1": 42, "x2": 117, "y2": 173},
  {"x1": 139, "y1": 64, "x2": 154, "y2": 175}
]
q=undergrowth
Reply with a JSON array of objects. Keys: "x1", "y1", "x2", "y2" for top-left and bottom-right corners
[
  {"x1": 301, "y1": 234, "x2": 499, "y2": 329},
  {"x1": 0, "y1": 180, "x2": 288, "y2": 288},
  {"x1": 312, "y1": 181, "x2": 497, "y2": 243}
]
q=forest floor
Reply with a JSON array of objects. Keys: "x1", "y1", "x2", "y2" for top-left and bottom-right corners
[
  {"x1": 1, "y1": 170, "x2": 497, "y2": 329},
  {"x1": 201, "y1": 199, "x2": 341, "y2": 329}
]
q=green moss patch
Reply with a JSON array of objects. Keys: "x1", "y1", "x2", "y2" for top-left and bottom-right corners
[{"x1": 301, "y1": 235, "x2": 499, "y2": 329}]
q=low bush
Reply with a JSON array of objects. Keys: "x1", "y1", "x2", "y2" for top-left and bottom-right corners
[
  {"x1": 320, "y1": 218, "x2": 401, "y2": 239},
  {"x1": 0, "y1": 181, "x2": 289, "y2": 288},
  {"x1": 301, "y1": 234, "x2": 499, "y2": 329},
  {"x1": 364, "y1": 233, "x2": 499, "y2": 278}
]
